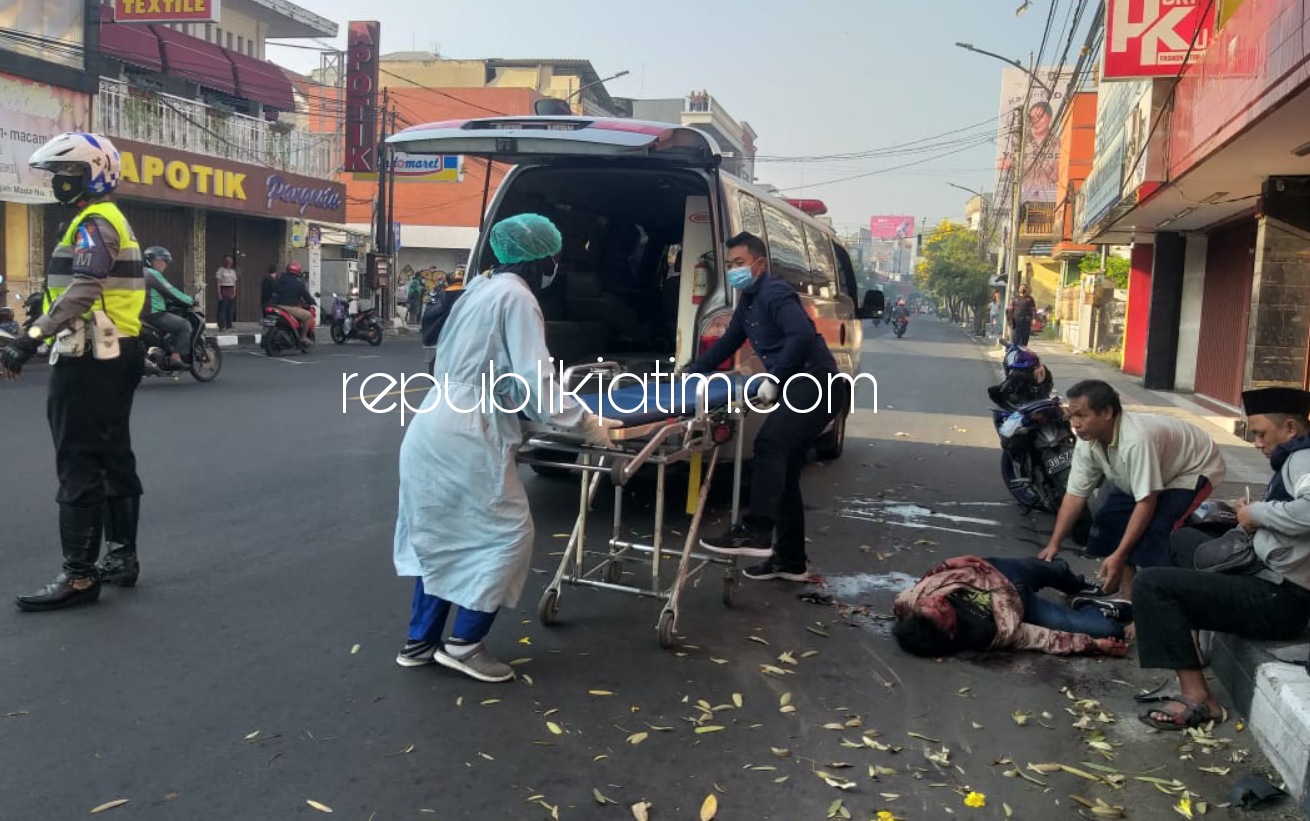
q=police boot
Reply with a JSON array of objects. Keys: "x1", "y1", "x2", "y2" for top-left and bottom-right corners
[
  {"x1": 98, "y1": 496, "x2": 141, "y2": 587},
  {"x1": 15, "y1": 504, "x2": 103, "y2": 612}
]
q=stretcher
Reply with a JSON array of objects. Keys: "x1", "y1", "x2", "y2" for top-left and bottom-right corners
[{"x1": 518, "y1": 363, "x2": 753, "y2": 648}]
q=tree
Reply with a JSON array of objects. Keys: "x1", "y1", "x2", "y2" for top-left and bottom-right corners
[
  {"x1": 1080, "y1": 253, "x2": 1131, "y2": 289},
  {"x1": 915, "y1": 220, "x2": 993, "y2": 329}
]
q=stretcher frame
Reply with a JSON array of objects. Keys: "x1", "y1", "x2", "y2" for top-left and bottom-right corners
[{"x1": 518, "y1": 363, "x2": 749, "y2": 648}]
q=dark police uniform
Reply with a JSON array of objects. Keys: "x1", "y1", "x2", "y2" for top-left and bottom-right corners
[{"x1": 689, "y1": 271, "x2": 843, "y2": 572}]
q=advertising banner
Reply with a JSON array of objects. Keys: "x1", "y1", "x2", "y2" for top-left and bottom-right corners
[
  {"x1": 995, "y1": 65, "x2": 1075, "y2": 203},
  {"x1": 345, "y1": 21, "x2": 380, "y2": 175},
  {"x1": 868, "y1": 216, "x2": 915, "y2": 241},
  {"x1": 112, "y1": 0, "x2": 221, "y2": 23},
  {"x1": 1105, "y1": 0, "x2": 1215, "y2": 79},
  {"x1": 0, "y1": 73, "x2": 91, "y2": 204}
]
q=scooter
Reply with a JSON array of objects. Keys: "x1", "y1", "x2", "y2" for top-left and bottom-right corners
[
  {"x1": 329, "y1": 292, "x2": 383, "y2": 347},
  {"x1": 990, "y1": 396, "x2": 1076, "y2": 512},
  {"x1": 893, "y1": 316, "x2": 908, "y2": 338},
  {"x1": 141, "y1": 287, "x2": 222, "y2": 382},
  {"x1": 261, "y1": 299, "x2": 318, "y2": 356}
]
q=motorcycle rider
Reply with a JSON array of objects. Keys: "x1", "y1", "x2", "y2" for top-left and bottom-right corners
[
  {"x1": 891, "y1": 298, "x2": 911, "y2": 330},
  {"x1": 271, "y1": 261, "x2": 315, "y2": 349},
  {"x1": 0, "y1": 131, "x2": 148, "y2": 610},
  {"x1": 142, "y1": 246, "x2": 193, "y2": 370}
]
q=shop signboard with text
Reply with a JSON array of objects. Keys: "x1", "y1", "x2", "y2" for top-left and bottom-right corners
[
  {"x1": 0, "y1": 73, "x2": 90, "y2": 204},
  {"x1": 111, "y1": 138, "x2": 346, "y2": 221},
  {"x1": 112, "y1": 0, "x2": 221, "y2": 23},
  {"x1": 345, "y1": 21, "x2": 380, "y2": 175},
  {"x1": 1104, "y1": 0, "x2": 1215, "y2": 79}
]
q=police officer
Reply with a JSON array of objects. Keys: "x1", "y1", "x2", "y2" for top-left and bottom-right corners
[{"x1": 0, "y1": 132, "x2": 148, "y2": 612}]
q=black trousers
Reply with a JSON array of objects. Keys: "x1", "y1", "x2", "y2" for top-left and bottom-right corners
[
  {"x1": 747, "y1": 373, "x2": 846, "y2": 566},
  {"x1": 47, "y1": 339, "x2": 145, "y2": 509},
  {"x1": 1012, "y1": 319, "x2": 1032, "y2": 346},
  {"x1": 1134, "y1": 531, "x2": 1310, "y2": 670},
  {"x1": 217, "y1": 297, "x2": 236, "y2": 328}
]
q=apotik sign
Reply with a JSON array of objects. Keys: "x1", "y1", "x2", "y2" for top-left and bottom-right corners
[
  {"x1": 344, "y1": 21, "x2": 380, "y2": 174},
  {"x1": 112, "y1": 0, "x2": 221, "y2": 23},
  {"x1": 1105, "y1": 0, "x2": 1216, "y2": 79}
]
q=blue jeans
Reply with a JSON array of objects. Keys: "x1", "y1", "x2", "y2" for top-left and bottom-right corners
[
  {"x1": 986, "y1": 556, "x2": 1122, "y2": 638},
  {"x1": 408, "y1": 579, "x2": 497, "y2": 644},
  {"x1": 1086, "y1": 478, "x2": 1211, "y2": 567}
]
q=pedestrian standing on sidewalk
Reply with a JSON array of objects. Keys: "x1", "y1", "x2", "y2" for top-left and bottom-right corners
[
  {"x1": 1038, "y1": 380, "x2": 1226, "y2": 600},
  {"x1": 1008, "y1": 284, "x2": 1036, "y2": 345},
  {"x1": 215, "y1": 255, "x2": 238, "y2": 331},
  {"x1": 691, "y1": 232, "x2": 846, "y2": 582},
  {"x1": 406, "y1": 274, "x2": 424, "y2": 324},
  {"x1": 1132, "y1": 387, "x2": 1310, "y2": 730},
  {"x1": 1, "y1": 132, "x2": 148, "y2": 611},
  {"x1": 892, "y1": 555, "x2": 1131, "y2": 657},
  {"x1": 392, "y1": 213, "x2": 618, "y2": 683}
]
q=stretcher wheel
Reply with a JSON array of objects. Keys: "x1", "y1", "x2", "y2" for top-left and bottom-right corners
[
  {"x1": 605, "y1": 559, "x2": 624, "y2": 584},
  {"x1": 538, "y1": 588, "x2": 560, "y2": 626},
  {"x1": 657, "y1": 610, "x2": 676, "y2": 649},
  {"x1": 722, "y1": 574, "x2": 738, "y2": 608}
]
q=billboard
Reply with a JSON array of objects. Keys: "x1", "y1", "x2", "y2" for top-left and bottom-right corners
[
  {"x1": 995, "y1": 65, "x2": 1076, "y2": 204},
  {"x1": 112, "y1": 0, "x2": 221, "y2": 23},
  {"x1": 344, "y1": 21, "x2": 380, "y2": 175},
  {"x1": 0, "y1": 73, "x2": 90, "y2": 203},
  {"x1": 869, "y1": 216, "x2": 915, "y2": 241},
  {"x1": 1105, "y1": 0, "x2": 1215, "y2": 79}
]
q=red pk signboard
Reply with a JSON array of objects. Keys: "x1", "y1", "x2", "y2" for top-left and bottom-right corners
[
  {"x1": 113, "y1": 0, "x2": 221, "y2": 23},
  {"x1": 1105, "y1": 0, "x2": 1216, "y2": 79}
]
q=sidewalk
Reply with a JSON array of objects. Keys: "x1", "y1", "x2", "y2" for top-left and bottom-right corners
[
  {"x1": 205, "y1": 320, "x2": 414, "y2": 348},
  {"x1": 976, "y1": 329, "x2": 1310, "y2": 813}
]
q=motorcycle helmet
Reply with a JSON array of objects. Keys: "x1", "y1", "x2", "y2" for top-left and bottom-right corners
[
  {"x1": 286, "y1": 261, "x2": 303, "y2": 276},
  {"x1": 29, "y1": 132, "x2": 122, "y2": 205},
  {"x1": 1004, "y1": 345, "x2": 1040, "y2": 372},
  {"x1": 144, "y1": 246, "x2": 172, "y2": 267}
]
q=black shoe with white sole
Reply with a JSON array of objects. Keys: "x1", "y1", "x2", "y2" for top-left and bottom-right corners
[
  {"x1": 699, "y1": 523, "x2": 773, "y2": 558},
  {"x1": 1071, "y1": 597, "x2": 1134, "y2": 624},
  {"x1": 743, "y1": 559, "x2": 810, "y2": 582},
  {"x1": 395, "y1": 640, "x2": 436, "y2": 667}
]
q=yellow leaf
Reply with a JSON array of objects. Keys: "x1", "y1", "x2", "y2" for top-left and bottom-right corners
[
  {"x1": 350, "y1": 644, "x2": 360, "y2": 655},
  {"x1": 801, "y1": 650, "x2": 820, "y2": 658},
  {"x1": 244, "y1": 731, "x2": 260, "y2": 740},
  {"x1": 593, "y1": 788, "x2": 615, "y2": 805},
  {"x1": 971, "y1": 722, "x2": 984, "y2": 730},
  {"x1": 907, "y1": 732, "x2": 940, "y2": 742},
  {"x1": 779, "y1": 692, "x2": 791, "y2": 706},
  {"x1": 711, "y1": 657, "x2": 729, "y2": 664},
  {"x1": 628, "y1": 732, "x2": 648, "y2": 745},
  {"x1": 89, "y1": 799, "x2": 130, "y2": 814},
  {"x1": 589, "y1": 689, "x2": 614, "y2": 696},
  {"x1": 1004, "y1": 803, "x2": 1013, "y2": 818},
  {"x1": 747, "y1": 635, "x2": 769, "y2": 646},
  {"x1": 1012, "y1": 711, "x2": 1032, "y2": 726},
  {"x1": 456, "y1": 697, "x2": 464, "y2": 707},
  {"x1": 521, "y1": 674, "x2": 534, "y2": 686},
  {"x1": 547, "y1": 721, "x2": 563, "y2": 735},
  {"x1": 778, "y1": 651, "x2": 798, "y2": 665},
  {"x1": 631, "y1": 800, "x2": 652, "y2": 821},
  {"x1": 594, "y1": 754, "x2": 608, "y2": 761},
  {"x1": 306, "y1": 799, "x2": 333, "y2": 813},
  {"x1": 823, "y1": 723, "x2": 846, "y2": 730},
  {"x1": 700, "y1": 793, "x2": 718, "y2": 820},
  {"x1": 510, "y1": 658, "x2": 533, "y2": 666},
  {"x1": 478, "y1": 752, "x2": 494, "y2": 761},
  {"x1": 519, "y1": 637, "x2": 531, "y2": 645},
  {"x1": 779, "y1": 705, "x2": 797, "y2": 714},
  {"x1": 771, "y1": 747, "x2": 791, "y2": 757},
  {"x1": 480, "y1": 699, "x2": 501, "y2": 706},
  {"x1": 695, "y1": 725, "x2": 725, "y2": 734},
  {"x1": 1175, "y1": 796, "x2": 1194, "y2": 820},
  {"x1": 731, "y1": 693, "x2": 743, "y2": 707}
]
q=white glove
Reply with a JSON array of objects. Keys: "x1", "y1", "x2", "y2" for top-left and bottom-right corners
[
  {"x1": 582, "y1": 414, "x2": 621, "y2": 448},
  {"x1": 756, "y1": 378, "x2": 780, "y2": 407}
]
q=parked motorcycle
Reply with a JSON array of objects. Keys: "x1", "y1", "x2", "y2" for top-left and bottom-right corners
[
  {"x1": 0, "y1": 281, "x2": 51, "y2": 357},
  {"x1": 261, "y1": 299, "x2": 318, "y2": 356},
  {"x1": 988, "y1": 346, "x2": 1074, "y2": 512},
  {"x1": 141, "y1": 287, "x2": 222, "y2": 382},
  {"x1": 329, "y1": 291, "x2": 383, "y2": 346}
]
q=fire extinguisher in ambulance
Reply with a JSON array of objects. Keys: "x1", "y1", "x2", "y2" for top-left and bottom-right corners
[{"x1": 692, "y1": 253, "x2": 711, "y2": 305}]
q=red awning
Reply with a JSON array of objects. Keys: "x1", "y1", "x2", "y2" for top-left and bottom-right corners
[
  {"x1": 151, "y1": 24, "x2": 236, "y2": 96},
  {"x1": 98, "y1": 6, "x2": 162, "y2": 72},
  {"x1": 223, "y1": 48, "x2": 295, "y2": 112}
]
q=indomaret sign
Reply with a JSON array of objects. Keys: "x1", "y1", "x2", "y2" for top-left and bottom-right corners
[
  {"x1": 1104, "y1": 0, "x2": 1216, "y2": 79},
  {"x1": 344, "y1": 21, "x2": 380, "y2": 175}
]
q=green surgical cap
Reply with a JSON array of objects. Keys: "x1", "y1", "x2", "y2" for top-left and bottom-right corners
[{"x1": 488, "y1": 213, "x2": 562, "y2": 264}]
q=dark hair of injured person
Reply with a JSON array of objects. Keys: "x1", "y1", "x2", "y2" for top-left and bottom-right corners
[
  {"x1": 892, "y1": 613, "x2": 960, "y2": 657},
  {"x1": 1066, "y1": 379, "x2": 1123, "y2": 416}
]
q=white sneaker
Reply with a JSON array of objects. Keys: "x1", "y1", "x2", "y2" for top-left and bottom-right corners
[{"x1": 434, "y1": 643, "x2": 515, "y2": 683}]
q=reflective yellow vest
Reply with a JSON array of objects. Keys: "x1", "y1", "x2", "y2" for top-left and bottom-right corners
[{"x1": 43, "y1": 201, "x2": 146, "y2": 338}]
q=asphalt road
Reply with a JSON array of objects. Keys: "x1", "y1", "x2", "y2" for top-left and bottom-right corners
[{"x1": 0, "y1": 321, "x2": 1285, "y2": 820}]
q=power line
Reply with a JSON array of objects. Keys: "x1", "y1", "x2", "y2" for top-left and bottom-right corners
[{"x1": 777, "y1": 134, "x2": 997, "y2": 192}]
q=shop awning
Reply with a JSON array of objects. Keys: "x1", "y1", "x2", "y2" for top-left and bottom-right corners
[
  {"x1": 223, "y1": 48, "x2": 295, "y2": 112},
  {"x1": 151, "y1": 25, "x2": 236, "y2": 96},
  {"x1": 98, "y1": 6, "x2": 163, "y2": 72}
]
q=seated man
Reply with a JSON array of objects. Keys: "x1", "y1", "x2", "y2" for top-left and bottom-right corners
[
  {"x1": 1039, "y1": 380, "x2": 1226, "y2": 599},
  {"x1": 271, "y1": 261, "x2": 315, "y2": 348},
  {"x1": 142, "y1": 246, "x2": 192, "y2": 369},
  {"x1": 1134, "y1": 387, "x2": 1310, "y2": 730},
  {"x1": 892, "y1": 555, "x2": 1131, "y2": 657}
]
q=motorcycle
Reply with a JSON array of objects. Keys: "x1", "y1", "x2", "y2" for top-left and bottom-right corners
[
  {"x1": 141, "y1": 287, "x2": 222, "y2": 382},
  {"x1": 0, "y1": 282, "x2": 55, "y2": 357},
  {"x1": 990, "y1": 396, "x2": 1076, "y2": 512},
  {"x1": 261, "y1": 300, "x2": 318, "y2": 356},
  {"x1": 893, "y1": 315, "x2": 908, "y2": 338},
  {"x1": 329, "y1": 292, "x2": 383, "y2": 347}
]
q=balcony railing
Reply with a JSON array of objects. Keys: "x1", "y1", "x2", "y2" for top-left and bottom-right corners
[
  {"x1": 1019, "y1": 202, "x2": 1057, "y2": 237},
  {"x1": 97, "y1": 78, "x2": 339, "y2": 180}
]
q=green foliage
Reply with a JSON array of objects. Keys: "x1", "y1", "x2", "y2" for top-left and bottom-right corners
[
  {"x1": 1080, "y1": 252, "x2": 1131, "y2": 289},
  {"x1": 914, "y1": 220, "x2": 993, "y2": 305}
]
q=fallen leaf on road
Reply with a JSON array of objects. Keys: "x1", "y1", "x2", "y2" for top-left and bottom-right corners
[
  {"x1": 925, "y1": 747, "x2": 951, "y2": 767},
  {"x1": 306, "y1": 800, "x2": 333, "y2": 813},
  {"x1": 711, "y1": 657, "x2": 729, "y2": 664},
  {"x1": 771, "y1": 747, "x2": 791, "y2": 757},
  {"x1": 481, "y1": 699, "x2": 501, "y2": 706},
  {"x1": 589, "y1": 690, "x2": 614, "y2": 696},
  {"x1": 350, "y1": 644, "x2": 360, "y2": 655},
  {"x1": 1013, "y1": 711, "x2": 1032, "y2": 726},
  {"x1": 971, "y1": 722, "x2": 984, "y2": 730},
  {"x1": 778, "y1": 651, "x2": 798, "y2": 665},
  {"x1": 244, "y1": 731, "x2": 260, "y2": 740},
  {"x1": 760, "y1": 665, "x2": 792, "y2": 677},
  {"x1": 748, "y1": 635, "x2": 769, "y2": 646},
  {"x1": 593, "y1": 788, "x2": 616, "y2": 805},
  {"x1": 801, "y1": 650, "x2": 821, "y2": 659},
  {"x1": 895, "y1": 432, "x2": 911, "y2": 437},
  {"x1": 700, "y1": 793, "x2": 718, "y2": 820},
  {"x1": 89, "y1": 799, "x2": 129, "y2": 814},
  {"x1": 510, "y1": 658, "x2": 533, "y2": 666},
  {"x1": 780, "y1": 705, "x2": 797, "y2": 714},
  {"x1": 828, "y1": 798, "x2": 852, "y2": 819},
  {"x1": 627, "y1": 732, "x2": 648, "y2": 745},
  {"x1": 695, "y1": 726, "x2": 725, "y2": 734},
  {"x1": 631, "y1": 801, "x2": 652, "y2": 821},
  {"x1": 547, "y1": 722, "x2": 563, "y2": 735},
  {"x1": 518, "y1": 637, "x2": 531, "y2": 645},
  {"x1": 908, "y1": 732, "x2": 940, "y2": 742}
]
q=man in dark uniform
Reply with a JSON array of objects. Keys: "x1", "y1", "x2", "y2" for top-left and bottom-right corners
[
  {"x1": 688, "y1": 232, "x2": 846, "y2": 581},
  {"x1": 1, "y1": 132, "x2": 148, "y2": 611},
  {"x1": 271, "y1": 261, "x2": 316, "y2": 348}
]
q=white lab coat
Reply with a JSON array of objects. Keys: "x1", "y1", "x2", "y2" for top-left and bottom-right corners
[{"x1": 393, "y1": 271, "x2": 588, "y2": 612}]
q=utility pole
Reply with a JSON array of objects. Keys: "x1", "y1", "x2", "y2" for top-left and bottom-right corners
[
  {"x1": 1002, "y1": 54, "x2": 1035, "y2": 345},
  {"x1": 371, "y1": 87, "x2": 392, "y2": 313}
]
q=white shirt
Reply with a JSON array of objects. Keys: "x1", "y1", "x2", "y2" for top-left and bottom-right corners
[
  {"x1": 1066, "y1": 411, "x2": 1226, "y2": 501},
  {"x1": 215, "y1": 267, "x2": 238, "y2": 287}
]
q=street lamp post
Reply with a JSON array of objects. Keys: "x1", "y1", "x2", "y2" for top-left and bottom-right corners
[
  {"x1": 955, "y1": 42, "x2": 1051, "y2": 345},
  {"x1": 566, "y1": 70, "x2": 630, "y2": 111}
]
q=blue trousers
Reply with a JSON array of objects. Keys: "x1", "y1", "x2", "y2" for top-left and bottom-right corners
[
  {"x1": 408, "y1": 579, "x2": 497, "y2": 644},
  {"x1": 986, "y1": 556, "x2": 1122, "y2": 638},
  {"x1": 1086, "y1": 478, "x2": 1211, "y2": 568}
]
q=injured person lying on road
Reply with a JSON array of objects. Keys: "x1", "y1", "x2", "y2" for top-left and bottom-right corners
[{"x1": 892, "y1": 555, "x2": 1132, "y2": 657}]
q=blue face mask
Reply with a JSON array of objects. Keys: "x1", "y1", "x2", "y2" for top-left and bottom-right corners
[{"x1": 727, "y1": 265, "x2": 755, "y2": 290}]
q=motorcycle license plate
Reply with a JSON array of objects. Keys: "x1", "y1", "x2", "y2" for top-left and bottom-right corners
[
  {"x1": 261, "y1": 317, "x2": 276, "y2": 327},
  {"x1": 1045, "y1": 451, "x2": 1072, "y2": 474}
]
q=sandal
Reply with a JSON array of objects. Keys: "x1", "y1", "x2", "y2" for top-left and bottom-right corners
[
  {"x1": 1133, "y1": 680, "x2": 1172, "y2": 704},
  {"x1": 1138, "y1": 696, "x2": 1225, "y2": 731}
]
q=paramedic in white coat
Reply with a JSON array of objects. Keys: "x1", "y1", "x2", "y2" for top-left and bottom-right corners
[{"x1": 392, "y1": 213, "x2": 616, "y2": 682}]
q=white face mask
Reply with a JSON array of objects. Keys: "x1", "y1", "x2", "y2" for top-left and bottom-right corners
[{"x1": 540, "y1": 262, "x2": 559, "y2": 290}]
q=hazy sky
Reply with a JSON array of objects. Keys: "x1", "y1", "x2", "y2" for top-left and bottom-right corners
[{"x1": 267, "y1": 0, "x2": 1089, "y2": 236}]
